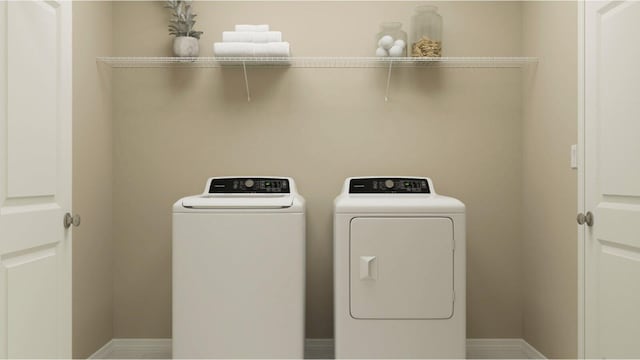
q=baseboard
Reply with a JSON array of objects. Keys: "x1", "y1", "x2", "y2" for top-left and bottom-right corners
[
  {"x1": 87, "y1": 340, "x2": 114, "y2": 359},
  {"x1": 88, "y1": 338, "x2": 171, "y2": 359},
  {"x1": 519, "y1": 339, "x2": 546, "y2": 359},
  {"x1": 305, "y1": 338, "x2": 334, "y2": 359},
  {"x1": 89, "y1": 337, "x2": 545, "y2": 359},
  {"x1": 466, "y1": 338, "x2": 546, "y2": 359}
]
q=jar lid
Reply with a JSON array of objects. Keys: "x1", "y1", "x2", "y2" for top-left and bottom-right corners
[
  {"x1": 379, "y1": 21, "x2": 402, "y2": 30},
  {"x1": 415, "y1": 5, "x2": 438, "y2": 12}
]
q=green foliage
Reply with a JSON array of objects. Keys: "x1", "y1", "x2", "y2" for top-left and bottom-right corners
[{"x1": 165, "y1": 0, "x2": 203, "y2": 39}]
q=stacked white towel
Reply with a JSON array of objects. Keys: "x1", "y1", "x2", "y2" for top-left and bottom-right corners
[
  {"x1": 214, "y1": 42, "x2": 290, "y2": 57},
  {"x1": 235, "y1": 24, "x2": 270, "y2": 32},
  {"x1": 214, "y1": 24, "x2": 290, "y2": 57},
  {"x1": 222, "y1": 31, "x2": 282, "y2": 43}
]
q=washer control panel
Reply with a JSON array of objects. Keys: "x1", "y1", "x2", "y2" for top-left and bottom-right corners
[
  {"x1": 209, "y1": 177, "x2": 290, "y2": 194},
  {"x1": 349, "y1": 177, "x2": 430, "y2": 194}
]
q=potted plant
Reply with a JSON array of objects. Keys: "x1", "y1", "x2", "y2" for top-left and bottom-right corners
[{"x1": 165, "y1": 0, "x2": 204, "y2": 57}]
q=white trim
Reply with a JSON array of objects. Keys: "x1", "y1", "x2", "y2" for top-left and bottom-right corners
[
  {"x1": 88, "y1": 339, "x2": 171, "y2": 359},
  {"x1": 520, "y1": 340, "x2": 547, "y2": 360},
  {"x1": 87, "y1": 340, "x2": 113, "y2": 359},
  {"x1": 466, "y1": 339, "x2": 545, "y2": 359},
  {"x1": 305, "y1": 338, "x2": 334, "y2": 359},
  {"x1": 88, "y1": 338, "x2": 544, "y2": 359},
  {"x1": 577, "y1": 0, "x2": 586, "y2": 358}
]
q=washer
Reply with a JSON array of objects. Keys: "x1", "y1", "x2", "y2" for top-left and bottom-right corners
[
  {"x1": 334, "y1": 177, "x2": 466, "y2": 358},
  {"x1": 172, "y1": 177, "x2": 305, "y2": 358}
]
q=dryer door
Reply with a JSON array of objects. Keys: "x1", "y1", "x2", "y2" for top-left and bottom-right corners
[{"x1": 350, "y1": 217, "x2": 454, "y2": 319}]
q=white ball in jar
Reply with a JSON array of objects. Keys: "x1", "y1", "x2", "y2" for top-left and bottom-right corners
[
  {"x1": 394, "y1": 39, "x2": 406, "y2": 49},
  {"x1": 375, "y1": 47, "x2": 389, "y2": 57},
  {"x1": 378, "y1": 35, "x2": 394, "y2": 50},
  {"x1": 388, "y1": 45, "x2": 404, "y2": 57}
]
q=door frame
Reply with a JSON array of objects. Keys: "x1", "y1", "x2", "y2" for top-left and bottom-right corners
[{"x1": 577, "y1": 0, "x2": 585, "y2": 358}]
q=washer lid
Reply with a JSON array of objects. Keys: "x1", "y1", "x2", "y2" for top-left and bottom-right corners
[{"x1": 182, "y1": 194, "x2": 294, "y2": 209}]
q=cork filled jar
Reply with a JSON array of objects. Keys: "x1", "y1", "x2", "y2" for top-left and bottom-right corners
[{"x1": 410, "y1": 5, "x2": 442, "y2": 57}]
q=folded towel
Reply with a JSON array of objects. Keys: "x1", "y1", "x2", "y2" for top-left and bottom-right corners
[
  {"x1": 222, "y1": 31, "x2": 282, "y2": 43},
  {"x1": 213, "y1": 42, "x2": 254, "y2": 57},
  {"x1": 213, "y1": 42, "x2": 291, "y2": 57},
  {"x1": 253, "y1": 42, "x2": 290, "y2": 57},
  {"x1": 235, "y1": 24, "x2": 270, "y2": 32}
]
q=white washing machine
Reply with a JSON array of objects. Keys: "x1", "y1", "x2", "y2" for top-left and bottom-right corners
[
  {"x1": 334, "y1": 177, "x2": 466, "y2": 358},
  {"x1": 172, "y1": 177, "x2": 305, "y2": 358}
]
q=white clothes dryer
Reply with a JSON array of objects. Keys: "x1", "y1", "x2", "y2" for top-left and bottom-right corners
[{"x1": 334, "y1": 177, "x2": 466, "y2": 358}]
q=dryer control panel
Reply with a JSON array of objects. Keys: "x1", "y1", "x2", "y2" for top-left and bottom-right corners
[
  {"x1": 209, "y1": 177, "x2": 290, "y2": 194},
  {"x1": 349, "y1": 177, "x2": 430, "y2": 194}
]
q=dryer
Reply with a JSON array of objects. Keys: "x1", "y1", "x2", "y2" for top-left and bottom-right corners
[
  {"x1": 172, "y1": 177, "x2": 305, "y2": 358},
  {"x1": 334, "y1": 177, "x2": 465, "y2": 358}
]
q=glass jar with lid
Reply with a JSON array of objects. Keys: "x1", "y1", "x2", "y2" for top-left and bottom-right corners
[
  {"x1": 410, "y1": 5, "x2": 442, "y2": 57},
  {"x1": 375, "y1": 22, "x2": 408, "y2": 57}
]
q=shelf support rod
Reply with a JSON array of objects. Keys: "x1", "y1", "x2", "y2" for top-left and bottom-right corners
[
  {"x1": 242, "y1": 61, "x2": 251, "y2": 102},
  {"x1": 384, "y1": 60, "x2": 393, "y2": 102}
]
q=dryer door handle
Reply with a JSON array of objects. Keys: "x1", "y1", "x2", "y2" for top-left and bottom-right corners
[{"x1": 360, "y1": 256, "x2": 378, "y2": 280}]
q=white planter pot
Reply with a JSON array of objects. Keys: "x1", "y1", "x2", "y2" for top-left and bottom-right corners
[{"x1": 173, "y1": 36, "x2": 199, "y2": 57}]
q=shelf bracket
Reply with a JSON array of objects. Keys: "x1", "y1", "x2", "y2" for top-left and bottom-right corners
[
  {"x1": 242, "y1": 61, "x2": 251, "y2": 102},
  {"x1": 384, "y1": 60, "x2": 393, "y2": 102}
]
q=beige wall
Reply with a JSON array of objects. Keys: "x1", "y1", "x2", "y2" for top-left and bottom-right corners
[
  {"x1": 521, "y1": 2, "x2": 578, "y2": 358},
  {"x1": 67, "y1": 1, "x2": 580, "y2": 355},
  {"x1": 111, "y1": 1, "x2": 524, "y2": 339},
  {"x1": 72, "y1": 2, "x2": 114, "y2": 358},
  {"x1": 65, "y1": 0, "x2": 583, "y2": 356}
]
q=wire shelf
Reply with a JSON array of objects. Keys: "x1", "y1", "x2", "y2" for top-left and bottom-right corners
[{"x1": 96, "y1": 56, "x2": 538, "y2": 69}]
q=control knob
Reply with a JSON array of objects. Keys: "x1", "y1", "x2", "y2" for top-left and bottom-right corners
[
  {"x1": 244, "y1": 179, "x2": 255, "y2": 188},
  {"x1": 384, "y1": 179, "x2": 395, "y2": 189}
]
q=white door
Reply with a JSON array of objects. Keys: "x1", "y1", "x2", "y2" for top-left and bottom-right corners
[
  {"x1": 584, "y1": 1, "x2": 640, "y2": 357},
  {"x1": 0, "y1": 1, "x2": 72, "y2": 358}
]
